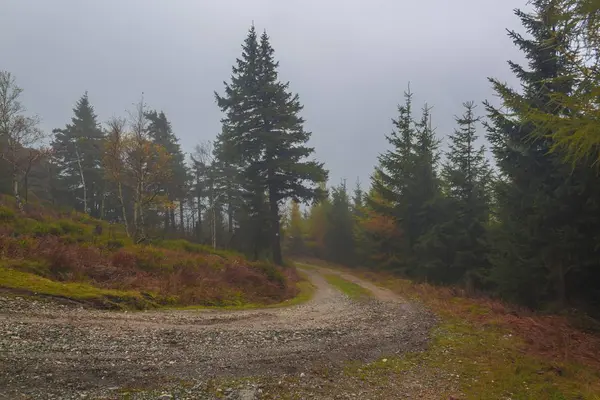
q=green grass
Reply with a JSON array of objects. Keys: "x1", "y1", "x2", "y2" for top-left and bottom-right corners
[
  {"x1": 342, "y1": 318, "x2": 600, "y2": 399},
  {"x1": 324, "y1": 273, "x2": 372, "y2": 300},
  {"x1": 0, "y1": 267, "x2": 158, "y2": 310}
]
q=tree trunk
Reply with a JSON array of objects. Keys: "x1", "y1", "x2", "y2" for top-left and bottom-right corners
[
  {"x1": 197, "y1": 195, "x2": 202, "y2": 241},
  {"x1": 74, "y1": 141, "x2": 88, "y2": 214},
  {"x1": 23, "y1": 173, "x2": 28, "y2": 204},
  {"x1": 179, "y1": 200, "x2": 184, "y2": 234},
  {"x1": 268, "y1": 192, "x2": 283, "y2": 265},
  {"x1": 228, "y1": 202, "x2": 233, "y2": 234},
  {"x1": 12, "y1": 162, "x2": 22, "y2": 211},
  {"x1": 139, "y1": 201, "x2": 146, "y2": 241},
  {"x1": 164, "y1": 207, "x2": 170, "y2": 234},
  {"x1": 100, "y1": 189, "x2": 105, "y2": 220},
  {"x1": 117, "y1": 182, "x2": 130, "y2": 237},
  {"x1": 556, "y1": 262, "x2": 567, "y2": 309}
]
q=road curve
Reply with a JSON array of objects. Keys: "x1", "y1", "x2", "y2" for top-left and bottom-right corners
[{"x1": 0, "y1": 266, "x2": 435, "y2": 399}]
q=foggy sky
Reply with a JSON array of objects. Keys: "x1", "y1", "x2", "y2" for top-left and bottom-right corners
[{"x1": 1, "y1": 0, "x2": 528, "y2": 188}]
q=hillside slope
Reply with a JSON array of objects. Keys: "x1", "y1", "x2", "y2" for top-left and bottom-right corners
[{"x1": 0, "y1": 196, "x2": 299, "y2": 309}]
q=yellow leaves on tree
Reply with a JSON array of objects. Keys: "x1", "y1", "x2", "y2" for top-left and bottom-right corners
[{"x1": 102, "y1": 115, "x2": 172, "y2": 242}]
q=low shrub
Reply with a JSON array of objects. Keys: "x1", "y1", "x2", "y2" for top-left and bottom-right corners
[{"x1": 0, "y1": 205, "x2": 15, "y2": 222}]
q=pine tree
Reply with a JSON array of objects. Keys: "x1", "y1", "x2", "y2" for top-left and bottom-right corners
[
  {"x1": 369, "y1": 88, "x2": 416, "y2": 270},
  {"x1": 443, "y1": 102, "x2": 490, "y2": 206},
  {"x1": 324, "y1": 181, "x2": 355, "y2": 265},
  {"x1": 371, "y1": 89, "x2": 443, "y2": 275},
  {"x1": 216, "y1": 26, "x2": 327, "y2": 265},
  {"x1": 485, "y1": 0, "x2": 600, "y2": 308},
  {"x1": 408, "y1": 104, "x2": 444, "y2": 279},
  {"x1": 305, "y1": 182, "x2": 330, "y2": 259},
  {"x1": 352, "y1": 178, "x2": 364, "y2": 214},
  {"x1": 411, "y1": 104, "x2": 441, "y2": 236},
  {"x1": 51, "y1": 92, "x2": 105, "y2": 216},
  {"x1": 355, "y1": 182, "x2": 404, "y2": 270},
  {"x1": 422, "y1": 102, "x2": 491, "y2": 285},
  {"x1": 509, "y1": 0, "x2": 600, "y2": 164}
]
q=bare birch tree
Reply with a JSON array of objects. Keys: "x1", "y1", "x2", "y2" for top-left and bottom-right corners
[
  {"x1": 124, "y1": 95, "x2": 172, "y2": 243},
  {"x1": 0, "y1": 71, "x2": 44, "y2": 210},
  {"x1": 103, "y1": 117, "x2": 130, "y2": 237}
]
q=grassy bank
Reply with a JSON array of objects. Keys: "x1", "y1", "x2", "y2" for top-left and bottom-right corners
[
  {"x1": 0, "y1": 196, "x2": 301, "y2": 309},
  {"x1": 300, "y1": 259, "x2": 600, "y2": 399}
]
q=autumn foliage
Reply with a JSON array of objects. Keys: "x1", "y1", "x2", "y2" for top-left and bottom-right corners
[{"x1": 0, "y1": 196, "x2": 298, "y2": 308}]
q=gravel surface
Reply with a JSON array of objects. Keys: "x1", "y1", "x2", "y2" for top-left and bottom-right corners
[{"x1": 0, "y1": 267, "x2": 437, "y2": 399}]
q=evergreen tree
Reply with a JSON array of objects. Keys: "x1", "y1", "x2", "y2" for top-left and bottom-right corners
[
  {"x1": 408, "y1": 104, "x2": 444, "y2": 279},
  {"x1": 411, "y1": 104, "x2": 441, "y2": 238},
  {"x1": 324, "y1": 181, "x2": 355, "y2": 265},
  {"x1": 145, "y1": 110, "x2": 188, "y2": 233},
  {"x1": 212, "y1": 128, "x2": 244, "y2": 238},
  {"x1": 420, "y1": 102, "x2": 491, "y2": 285},
  {"x1": 305, "y1": 182, "x2": 330, "y2": 259},
  {"x1": 443, "y1": 102, "x2": 490, "y2": 206},
  {"x1": 216, "y1": 26, "x2": 327, "y2": 264},
  {"x1": 51, "y1": 92, "x2": 105, "y2": 216},
  {"x1": 371, "y1": 90, "x2": 442, "y2": 276},
  {"x1": 352, "y1": 178, "x2": 364, "y2": 214},
  {"x1": 509, "y1": 0, "x2": 600, "y2": 164},
  {"x1": 354, "y1": 181, "x2": 404, "y2": 270},
  {"x1": 485, "y1": 0, "x2": 600, "y2": 309},
  {"x1": 369, "y1": 88, "x2": 416, "y2": 270}
]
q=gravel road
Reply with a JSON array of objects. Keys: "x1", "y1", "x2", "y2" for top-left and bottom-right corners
[{"x1": 0, "y1": 266, "x2": 436, "y2": 399}]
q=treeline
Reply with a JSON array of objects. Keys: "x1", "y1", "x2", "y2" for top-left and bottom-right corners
[
  {"x1": 2, "y1": 0, "x2": 599, "y2": 313},
  {"x1": 0, "y1": 26, "x2": 326, "y2": 265},
  {"x1": 282, "y1": 0, "x2": 600, "y2": 314}
]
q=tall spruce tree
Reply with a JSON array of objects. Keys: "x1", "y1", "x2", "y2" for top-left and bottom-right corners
[
  {"x1": 52, "y1": 92, "x2": 105, "y2": 216},
  {"x1": 216, "y1": 26, "x2": 327, "y2": 265},
  {"x1": 325, "y1": 181, "x2": 355, "y2": 265},
  {"x1": 352, "y1": 178, "x2": 364, "y2": 214},
  {"x1": 370, "y1": 88, "x2": 416, "y2": 270},
  {"x1": 409, "y1": 104, "x2": 444, "y2": 279},
  {"x1": 485, "y1": 0, "x2": 600, "y2": 309},
  {"x1": 422, "y1": 102, "x2": 491, "y2": 285},
  {"x1": 371, "y1": 90, "x2": 443, "y2": 275}
]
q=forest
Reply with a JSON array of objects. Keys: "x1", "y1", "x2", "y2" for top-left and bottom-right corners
[{"x1": 1, "y1": 0, "x2": 599, "y2": 316}]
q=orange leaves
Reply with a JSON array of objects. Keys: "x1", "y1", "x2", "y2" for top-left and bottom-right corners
[{"x1": 359, "y1": 209, "x2": 399, "y2": 238}]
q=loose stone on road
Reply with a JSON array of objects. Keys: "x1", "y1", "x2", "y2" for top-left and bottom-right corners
[{"x1": 0, "y1": 265, "x2": 436, "y2": 399}]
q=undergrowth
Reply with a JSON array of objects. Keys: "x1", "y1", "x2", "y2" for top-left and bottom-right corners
[
  {"x1": 0, "y1": 196, "x2": 302, "y2": 309},
  {"x1": 301, "y1": 259, "x2": 600, "y2": 399}
]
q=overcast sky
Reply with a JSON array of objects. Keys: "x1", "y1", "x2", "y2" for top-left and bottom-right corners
[{"x1": 1, "y1": 0, "x2": 528, "y2": 187}]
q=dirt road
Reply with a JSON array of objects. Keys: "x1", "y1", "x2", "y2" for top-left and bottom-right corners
[{"x1": 0, "y1": 266, "x2": 436, "y2": 399}]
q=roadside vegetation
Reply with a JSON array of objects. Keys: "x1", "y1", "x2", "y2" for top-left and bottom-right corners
[
  {"x1": 0, "y1": 195, "x2": 301, "y2": 309},
  {"x1": 303, "y1": 259, "x2": 600, "y2": 399}
]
